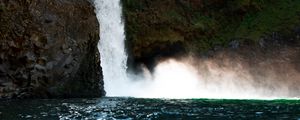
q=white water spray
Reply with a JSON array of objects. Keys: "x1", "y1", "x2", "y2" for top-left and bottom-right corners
[{"x1": 94, "y1": 0, "x2": 300, "y2": 99}]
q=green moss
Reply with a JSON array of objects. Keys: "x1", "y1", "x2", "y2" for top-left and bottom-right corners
[
  {"x1": 0, "y1": 4, "x2": 5, "y2": 12},
  {"x1": 234, "y1": 0, "x2": 300, "y2": 40},
  {"x1": 122, "y1": 0, "x2": 300, "y2": 58}
]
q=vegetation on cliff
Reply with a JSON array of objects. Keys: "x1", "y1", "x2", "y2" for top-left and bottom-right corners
[{"x1": 122, "y1": 0, "x2": 300, "y2": 64}]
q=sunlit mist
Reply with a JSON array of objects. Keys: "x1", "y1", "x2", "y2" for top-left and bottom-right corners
[
  {"x1": 107, "y1": 55, "x2": 300, "y2": 99},
  {"x1": 142, "y1": 59, "x2": 201, "y2": 98}
]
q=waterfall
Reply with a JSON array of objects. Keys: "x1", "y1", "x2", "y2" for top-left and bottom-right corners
[
  {"x1": 94, "y1": 0, "x2": 128, "y2": 96},
  {"x1": 93, "y1": 0, "x2": 299, "y2": 99}
]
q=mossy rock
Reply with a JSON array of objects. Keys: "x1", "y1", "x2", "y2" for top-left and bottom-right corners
[{"x1": 122, "y1": 0, "x2": 300, "y2": 61}]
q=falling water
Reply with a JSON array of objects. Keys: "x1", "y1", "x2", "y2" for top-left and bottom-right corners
[
  {"x1": 94, "y1": 0, "x2": 128, "y2": 96},
  {"x1": 94, "y1": 0, "x2": 300, "y2": 99}
]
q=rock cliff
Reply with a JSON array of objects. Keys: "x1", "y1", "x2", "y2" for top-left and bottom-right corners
[
  {"x1": 0, "y1": 0, "x2": 104, "y2": 99},
  {"x1": 122, "y1": 0, "x2": 300, "y2": 71}
]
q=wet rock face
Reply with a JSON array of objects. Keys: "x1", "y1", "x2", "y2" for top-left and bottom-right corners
[
  {"x1": 122, "y1": 0, "x2": 300, "y2": 72},
  {"x1": 0, "y1": 0, "x2": 104, "y2": 99}
]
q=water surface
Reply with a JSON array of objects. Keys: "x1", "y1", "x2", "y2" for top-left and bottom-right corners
[{"x1": 0, "y1": 97, "x2": 300, "y2": 119}]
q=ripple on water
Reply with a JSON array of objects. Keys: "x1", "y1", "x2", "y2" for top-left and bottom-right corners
[{"x1": 0, "y1": 98, "x2": 300, "y2": 119}]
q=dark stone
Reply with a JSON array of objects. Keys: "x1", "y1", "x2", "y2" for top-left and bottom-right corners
[{"x1": 0, "y1": 0, "x2": 104, "y2": 99}]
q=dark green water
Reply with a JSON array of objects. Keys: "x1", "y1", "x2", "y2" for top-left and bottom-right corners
[{"x1": 0, "y1": 97, "x2": 300, "y2": 119}]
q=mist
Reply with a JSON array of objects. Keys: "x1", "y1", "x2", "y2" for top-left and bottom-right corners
[{"x1": 109, "y1": 46, "x2": 300, "y2": 99}]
